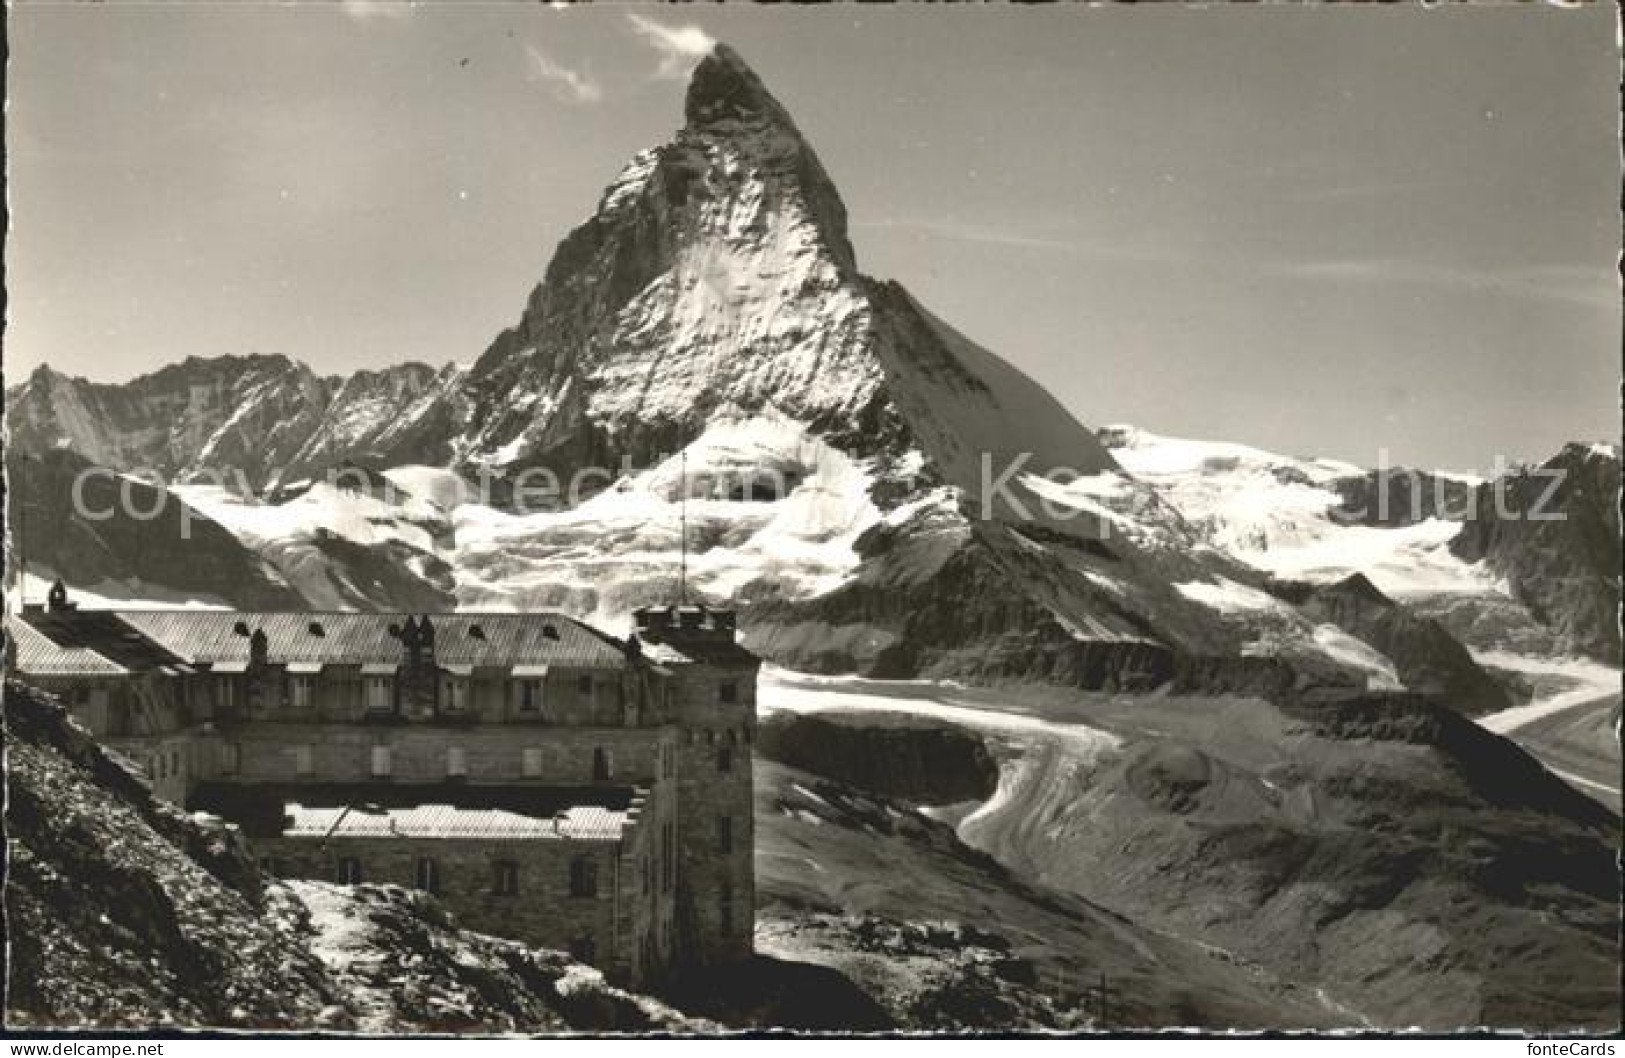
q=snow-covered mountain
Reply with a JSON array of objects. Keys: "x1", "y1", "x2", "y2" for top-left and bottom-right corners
[
  {"x1": 7, "y1": 44, "x2": 1612, "y2": 713},
  {"x1": 6, "y1": 356, "x2": 451, "y2": 491},
  {"x1": 1098, "y1": 425, "x2": 1621, "y2": 667}
]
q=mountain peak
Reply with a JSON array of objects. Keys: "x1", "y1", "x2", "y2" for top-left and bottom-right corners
[{"x1": 684, "y1": 43, "x2": 799, "y2": 132}]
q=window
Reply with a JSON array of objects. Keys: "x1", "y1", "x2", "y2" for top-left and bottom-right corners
[
  {"x1": 446, "y1": 746, "x2": 467, "y2": 778},
  {"x1": 577, "y1": 674, "x2": 594, "y2": 698},
  {"x1": 492, "y1": 859, "x2": 520, "y2": 896},
  {"x1": 719, "y1": 680, "x2": 739, "y2": 704},
  {"x1": 364, "y1": 677, "x2": 392, "y2": 713},
  {"x1": 661, "y1": 822, "x2": 674, "y2": 893},
  {"x1": 519, "y1": 680, "x2": 540, "y2": 713},
  {"x1": 415, "y1": 857, "x2": 440, "y2": 894},
  {"x1": 717, "y1": 745, "x2": 734, "y2": 774},
  {"x1": 370, "y1": 745, "x2": 392, "y2": 778},
  {"x1": 569, "y1": 857, "x2": 598, "y2": 898},
  {"x1": 293, "y1": 744, "x2": 314, "y2": 776},
  {"x1": 592, "y1": 747, "x2": 611, "y2": 782},
  {"x1": 221, "y1": 742, "x2": 242, "y2": 775},
  {"x1": 170, "y1": 749, "x2": 182, "y2": 776},
  {"x1": 443, "y1": 678, "x2": 468, "y2": 714},
  {"x1": 522, "y1": 747, "x2": 543, "y2": 778},
  {"x1": 717, "y1": 815, "x2": 733, "y2": 854},
  {"x1": 336, "y1": 857, "x2": 363, "y2": 885},
  {"x1": 289, "y1": 676, "x2": 313, "y2": 710}
]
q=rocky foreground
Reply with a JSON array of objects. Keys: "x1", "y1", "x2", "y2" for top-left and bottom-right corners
[{"x1": 4, "y1": 679, "x2": 702, "y2": 1033}]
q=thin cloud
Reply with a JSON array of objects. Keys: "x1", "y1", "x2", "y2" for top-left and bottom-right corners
[
  {"x1": 1278, "y1": 258, "x2": 1615, "y2": 309},
  {"x1": 626, "y1": 12, "x2": 715, "y2": 79},
  {"x1": 855, "y1": 217, "x2": 1190, "y2": 265},
  {"x1": 523, "y1": 44, "x2": 603, "y2": 105},
  {"x1": 340, "y1": 1, "x2": 413, "y2": 22}
]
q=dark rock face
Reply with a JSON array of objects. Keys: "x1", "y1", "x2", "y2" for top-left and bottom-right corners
[
  {"x1": 1330, "y1": 468, "x2": 1476, "y2": 527},
  {"x1": 1297, "y1": 574, "x2": 1513, "y2": 715},
  {"x1": 744, "y1": 520, "x2": 1174, "y2": 691},
  {"x1": 756, "y1": 711, "x2": 999, "y2": 805},
  {"x1": 1451, "y1": 444, "x2": 1621, "y2": 663},
  {"x1": 5, "y1": 448, "x2": 305, "y2": 609}
]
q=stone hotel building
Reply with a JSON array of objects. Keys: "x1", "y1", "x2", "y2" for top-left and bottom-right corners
[{"x1": 6, "y1": 582, "x2": 759, "y2": 986}]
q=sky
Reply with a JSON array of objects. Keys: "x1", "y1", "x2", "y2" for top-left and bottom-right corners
[{"x1": 5, "y1": 2, "x2": 1620, "y2": 471}]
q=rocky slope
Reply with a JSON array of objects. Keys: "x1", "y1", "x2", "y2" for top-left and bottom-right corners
[
  {"x1": 704, "y1": 757, "x2": 1341, "y2": 1030},
  {"x1": 3, "y1": 678, "x2": 706, "y2": 1032},
  {"x1": 5, "y1": 447, "x2": 305, "y2": 610},
  {"x1": 1451, "y1": 443, "x2": 1621, "y2": 664},
  {"x1": 761, "y1": 672, "x2": 1621, "y2": 1031}
]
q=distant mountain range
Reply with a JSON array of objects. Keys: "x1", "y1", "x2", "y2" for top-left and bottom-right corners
[{"x1": 7, "y1": 44, "x2": 1617, "y2": 701}]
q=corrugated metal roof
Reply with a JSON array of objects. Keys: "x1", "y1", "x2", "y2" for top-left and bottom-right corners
[
  {"x1": 282, "y1": 801, "x2": 630, "y2": 841},
  {"x1": 7, "y1": 618, "x2": 128, "y2": 676},
  {"x1": 21, "y1": 610, "x2": 190, "y2": 671},
  {"x1": 111, "y1": 611, "x2": 631, "y2": 669}
]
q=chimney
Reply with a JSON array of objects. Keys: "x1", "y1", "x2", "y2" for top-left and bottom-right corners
[
  {"x1": 249, "y1": 628, "x2": 269, "y2": 668},
  {"x1": 47, "y1": 579, "x2": 75, "y2": 613}
]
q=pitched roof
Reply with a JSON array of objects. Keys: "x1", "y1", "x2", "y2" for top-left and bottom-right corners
[
  {"x1": 7, "y1": 617, "x2": 130, "y2": 676},
  {"x1": 281, "y1": 801, "x2": 632, "y2": 842},
  {"x1": 92, "y1": 610, "x2": 631, "y2": 669}
]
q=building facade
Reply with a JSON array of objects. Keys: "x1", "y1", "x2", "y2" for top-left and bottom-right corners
[{"x1": 6, "y1": 583, "x2": 758, "y2": 986}]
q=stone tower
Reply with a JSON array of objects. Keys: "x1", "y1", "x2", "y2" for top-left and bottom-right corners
[{"x1": 632, "y1": 605, "x2": 758, "y2": 966}]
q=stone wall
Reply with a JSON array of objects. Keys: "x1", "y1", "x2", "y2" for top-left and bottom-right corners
[
  {"x1": 200, "y1": 723, "x2": 674, "y2": 789},
  {"x1": 669, "y1": 661, "x2": 758, "y2": 966},
  {"x1": 259, "y1": 822, "x2": 672, "y2": 984},
  {"x1": 238, "y1": 666, "x2": 637, "y2": 727}
]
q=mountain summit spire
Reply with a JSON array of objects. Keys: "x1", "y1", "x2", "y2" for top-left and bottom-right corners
[{"x1": 684, "y1": 43, "x2": 801, "y2": 132}]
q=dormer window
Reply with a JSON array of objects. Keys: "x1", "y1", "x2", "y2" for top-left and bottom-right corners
[{"x1": 308, "y1": 621, "x2": 326, "y2": 637}]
